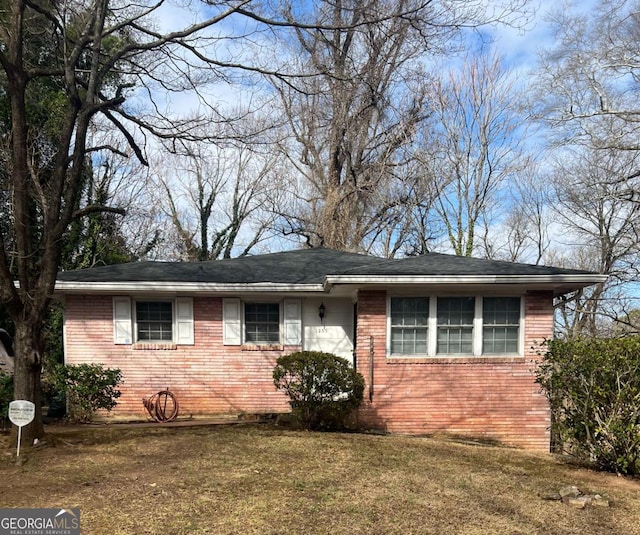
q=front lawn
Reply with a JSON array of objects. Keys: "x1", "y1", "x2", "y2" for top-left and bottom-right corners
[{"x1": 1, "y1": 424, "x2": 639, "y2": 534}]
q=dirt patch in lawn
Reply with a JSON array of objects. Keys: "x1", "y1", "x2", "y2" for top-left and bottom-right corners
[{"x1": 1, "y1": 424, "x2": 639, "y2": 534}]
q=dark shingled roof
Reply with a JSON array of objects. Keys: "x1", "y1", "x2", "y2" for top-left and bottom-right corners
[
  {"x1": 56, "y1": 248, "x2": 596, "y2": 285},
  {"x1": 337, "y1": 252, "x2": 595, "y2": 277},
  {"x1": 56, "y1": 248, "x2": 386, "y2": 284}
]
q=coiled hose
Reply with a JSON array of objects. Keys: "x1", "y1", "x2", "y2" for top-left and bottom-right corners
[{"x1": 142, "y1": 389, "x2": 179, "y2": 422}]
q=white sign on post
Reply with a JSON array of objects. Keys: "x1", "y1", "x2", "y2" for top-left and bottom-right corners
[{"x1": 8, "y1": 400, "x2": 35, "y2": 457}]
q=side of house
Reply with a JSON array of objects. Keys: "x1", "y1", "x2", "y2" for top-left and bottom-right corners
[{"x1": 63, "y1": 288, "x2": 551, "y2": 449}]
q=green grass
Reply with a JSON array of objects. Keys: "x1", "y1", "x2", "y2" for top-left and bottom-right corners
[{"x1": 1, "y1": 424, "x2": 639, "y2": 534}]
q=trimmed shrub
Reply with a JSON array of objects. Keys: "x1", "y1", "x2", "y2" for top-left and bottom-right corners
[
  {"x1": 0, "y1": 371, "x2": 13, "y2": 422},
  {"x1": 51, "y1": 364, "x2": 122, "y2": 423},
  {"x1": 273, "y1": 351, "x2": 365, "y2": 430},
  {"x1": 536, "y1": 337, "x2": 640, "y2": 475}
]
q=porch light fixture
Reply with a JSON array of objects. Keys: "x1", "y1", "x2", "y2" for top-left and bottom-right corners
[{"x1": 318, "y1": 302, "x2": 326, "y2": 322}]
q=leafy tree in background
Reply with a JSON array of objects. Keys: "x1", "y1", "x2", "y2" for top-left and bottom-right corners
[{"x1": 0, "y1": 0, "x2": 256, "y2": 443}]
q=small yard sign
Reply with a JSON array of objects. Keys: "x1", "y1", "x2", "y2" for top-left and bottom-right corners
[{"x1": 8, "y1": 400, "x2": 35, "y2": 457}]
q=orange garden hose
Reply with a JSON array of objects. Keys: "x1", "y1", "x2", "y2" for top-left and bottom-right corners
[{"x1": 142, "y1": 389, "x2": 179, "y2": 422}]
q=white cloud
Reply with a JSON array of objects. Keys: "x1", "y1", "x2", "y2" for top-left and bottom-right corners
[{"x1": 481, "y1": 0, "x2": 602, "y2": 74}]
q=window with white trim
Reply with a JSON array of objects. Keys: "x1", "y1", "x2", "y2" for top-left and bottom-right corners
[
  {"x1": 244, "y1": 302, "x2": 280, "y2": 343},
  {"x1": 136, "y1": 301, "x2": 173, "y2": 341},
  {"x1": 112, "y1": 297, "x2": 194, "y2": 345},
  {"x1": 222, "y1": 298, "x2": 302, "y2": 346},
  {"x1": 437, "y1": 297, "x2": 475, "y2": 355},
  {"x1": 387, "y1": 296, "x2": 522, "y2": 357},
  {"x1": 482, "y1": 297, "x2": 520, "y2": 355},
  {"x1": 390, "y1": 297, "x2": 428, "y2": 355}
]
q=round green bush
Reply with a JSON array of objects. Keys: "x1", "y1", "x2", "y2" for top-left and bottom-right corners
[
  {"x1": 51, "y1": 363, "x2": 122, "y2": 423},
  {"x1": 273, "y1": 351, "x2": 365, "y2": 430}
]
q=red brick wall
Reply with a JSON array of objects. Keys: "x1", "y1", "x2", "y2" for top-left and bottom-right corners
[
  {"x1": 355, "y1": 291, "x2": 552, "y2": 451},
  {"x1": 63, "y1": 295, "x2": 291, "y2": 418},
  {"x1": 64, "y1": 290, "x2": 553, "y2": 449}
]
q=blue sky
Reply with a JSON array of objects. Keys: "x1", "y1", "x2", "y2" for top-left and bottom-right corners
[
  {"x1": 138, "y1": 0, "x2": 611, "y2": 258},
  {"x1": 145, "y1": 0, "x2": 603, "y2": 112},
  {"x1": 468, "y1": 0, "x2": 602, "y2": 72}
]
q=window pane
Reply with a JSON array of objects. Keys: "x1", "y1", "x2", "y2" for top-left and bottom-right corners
[
  {"x1": 437, "y1": 297, "x2": 475, "y2": 326},
  {"x1": 482, "y1": 297, "x2": 520, "y2": 354},
  {"x1": 245, "y1": 303, "x2": 280, "y2": 343},
  {"x1": 483, "y1": 297, "x2": 520, "y2": 325},
  {"x1": 437, "y1": 326, "x2": 473, "y2": 354},
  {"x1": 391, "y1": 297, "x2": 428, "y2": 327},
  {"x1": 136, "y1": 301, "x2": 173, "y2": 342},
  {"x1": 483, "y1": 326, "x2": 519, "y2": 354},
  {"x1": 390, "y1": 298, "x2": 428, "y2": 355},
  {"x1": 436, "y1": 297, "x2": 474, "y2": 355}
]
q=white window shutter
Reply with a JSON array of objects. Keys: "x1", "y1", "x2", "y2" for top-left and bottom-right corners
[
  {"x1": 175, "y1": 297, "x2": 194, "y2": 345},
  {"x1": 223, "y1": 298, "x2": 242, "y2": 345},
  {"x1": 113, "y1": 297, "x2": 132, "y2": 345},
  {"x1": 283, "y1": 299, "x2": 302, "y2": 345}
]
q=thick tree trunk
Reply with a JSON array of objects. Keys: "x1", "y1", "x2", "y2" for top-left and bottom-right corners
[{"x1": 11, "y1": 320, "x2": 45, "y2": 445}]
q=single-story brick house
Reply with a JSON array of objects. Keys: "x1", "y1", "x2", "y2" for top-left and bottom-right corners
[{"x1": 55, "y1": 248, "x2": 605, "y2": 450}]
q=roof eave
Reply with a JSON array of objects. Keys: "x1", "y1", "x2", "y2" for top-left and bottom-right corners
[
  {"x1": 54, "y1": 281, "x2": 325, "y2": 294},
  {"x1": 54, "y1": 274, "x2": 607, "y2": 297},
  {"x1": 323, "y1": 274, "x2": 608, "y2": 295}
]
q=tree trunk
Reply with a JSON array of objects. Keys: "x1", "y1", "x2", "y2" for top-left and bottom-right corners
[{"x1": 11, "y1": 320, "x2": 45, "y2": 446}]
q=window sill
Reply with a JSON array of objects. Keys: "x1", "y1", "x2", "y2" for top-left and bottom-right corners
[
  {"x1": 133, "y1": 342, "x2": 177, "y2": 351},
  {"x1": 242, "y1": 344, "x2": 285, "y2": 351},
  {"x1": 385, "y1": 355, "x2": 526, "y2": 364}
]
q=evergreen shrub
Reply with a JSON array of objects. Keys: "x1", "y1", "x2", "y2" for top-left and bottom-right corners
[{"x1": 273, "y1": 351, "x2": 364, "y2": 430}]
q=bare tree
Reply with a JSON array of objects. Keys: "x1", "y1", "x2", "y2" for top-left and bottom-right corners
[
  {"x1": 531, "y1": 1, "x2": 640, "y2": 335},
  {"x1": 153, "y1": 131, "x2": 284, "y2": 260},
  {"x1": 273, "y1": 0, "x2": 426, "y2": 251},
  {"x1": 64, "y1": 128, "x2": 159, "y2": 267},
  {"x1": 549, "y1": 146, "x2": 640, "y2": 337},
  {"x1": 376, "y1": 157, "x2": 445, "y2": 257},
  {"x1": 271, "y1": 0, "x2": 529, "y2": 252},
  {"x1": 478, "y1": 165, "x2": 552, "y2": 264},
  {"x1": 534, "y1": 0, "x2": 640, "y2": 175},
  {"x1": 417, "y1": 52, "x2": 530, "y2": 256},
  {"x1": 1, "y1": 0, "x2": 458, "y2": 443}
]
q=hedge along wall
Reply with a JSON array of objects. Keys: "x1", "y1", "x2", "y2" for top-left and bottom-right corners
[
  {"x1": 355, "y1": 290, "x2": 553, "y2": 451},
  {"x1": 537, "y1": 336, "x2": 640, "y2": 475}
]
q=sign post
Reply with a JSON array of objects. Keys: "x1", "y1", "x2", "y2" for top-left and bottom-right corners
[{"x1": 8, "y1": 400, "x2": 35, "y2": 457}]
